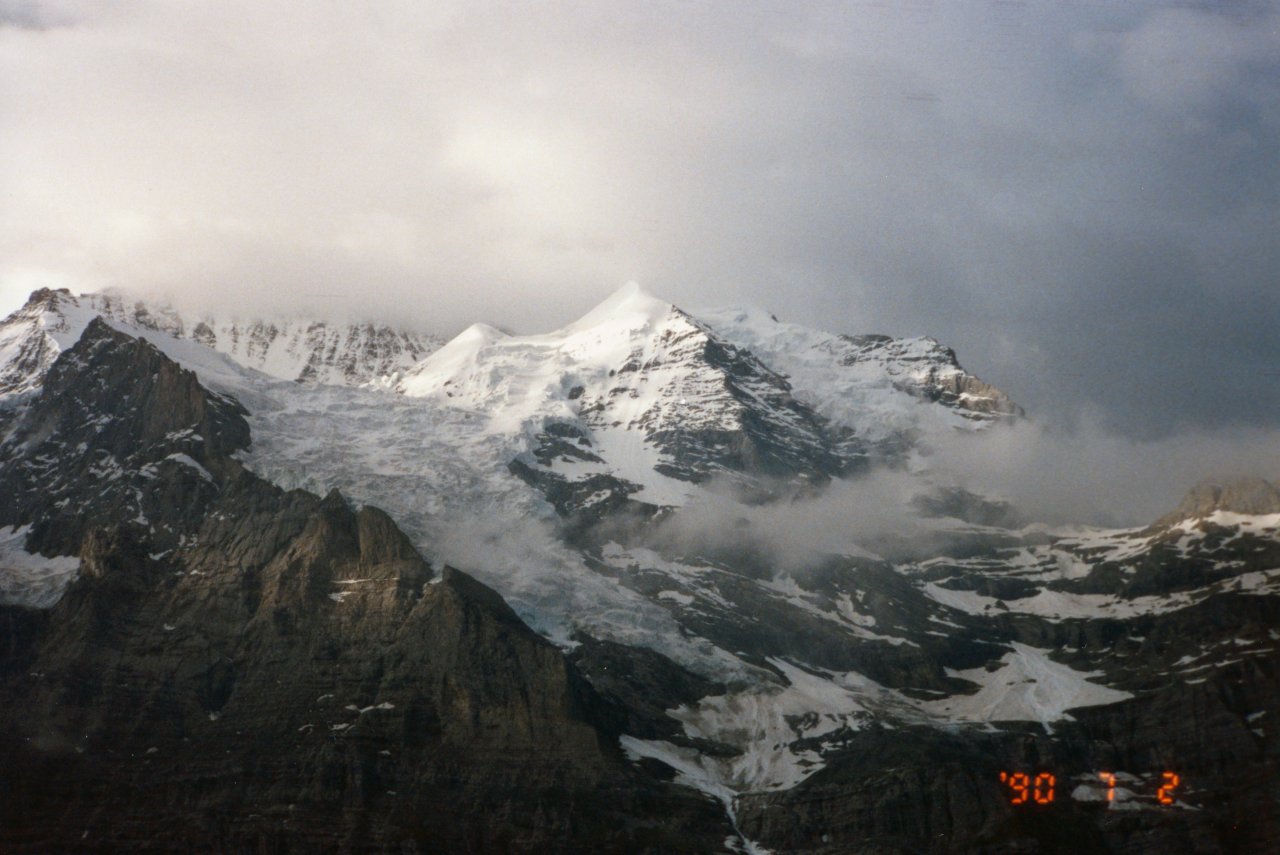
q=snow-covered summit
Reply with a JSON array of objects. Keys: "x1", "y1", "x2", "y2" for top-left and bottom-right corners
[
  {"x1": 0, "y1": 288, "x2": 106, "y2": 401},
  {"x1": 697, "y1": 305, "x2": 1020, "y2": 444},
  {"x1": 83, "y1": 290, "x2": 444, "y2": 387},
  {"x1": 0, "y1": 288, "x2": 273, "y2": 407},
  {"x1": 1, "y1": 287, "x2": 445, "y2": 394},
  {"x1": 560, "y1": 280, "x2": 674, "y2": 334},
  {"x1": 397, "y1": 282, "x2": 680, "y2": 420},
  {"x1": 390, "y1": 283, "x2": 1028, "y2": 517},
  {"x1": 398, "y1": 283, "x2": 848, "y2": 508}
]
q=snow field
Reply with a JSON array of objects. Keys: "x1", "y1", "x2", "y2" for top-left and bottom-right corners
[{"x1": 0, "y1": 525, "x2": 80, "y2": 608}]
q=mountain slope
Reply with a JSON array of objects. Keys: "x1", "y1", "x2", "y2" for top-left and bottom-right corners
[
  {"x1": 0, "y1": 288, "x2": 105, "y2": 401},
  {"x1": 1, "y1": 284, "x2": 1275, "y2": 853},
  {"x1": 0, "y1": 319, "x2": 736, "y2": 852}
]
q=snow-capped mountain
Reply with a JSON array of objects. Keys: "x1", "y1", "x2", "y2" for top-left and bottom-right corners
[
  {"x1": 1, "y1": 288, "x2": 442, "y2": 398},
  {"x1": 0, "y1": 287, "x2": 104, "y2": 399},
  {"x1": 85, "y1": 289, "x2": 444, "y2": 386},
  {"x1": 697, "y1": 305, "x2": 1022, "y2": 442},
  {"x1": 398, "y1": 283, "x2": 857, "y2": 518},
  {"x1": 0, "y1": 283, "x2": 1276, "y2": 853},
  {"x1": 387, "y1": 284, "x2": 1023, "y2": 531},
  {"x1": 0, "y1": 318, "x2": 731, "y2": 852}
]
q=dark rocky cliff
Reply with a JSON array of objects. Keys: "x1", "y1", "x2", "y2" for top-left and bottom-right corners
[
  {"x1": 0, "y1": 320, "x2": 733, "y2": 853},
  {"x1": 733, "y1": 653, "x2": 1279, "y2": 854},
  {"x1": 729, "y1": 559, "x2": 1280, "y2": 854}
]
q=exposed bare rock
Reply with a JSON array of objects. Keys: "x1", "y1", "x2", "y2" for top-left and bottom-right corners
[
  {"x1": 0, "y1": 322, "x2": 735, "y2": 853},
  {"x1": 837, "y1": 333, "x2": 1023, "y2": 419},
  {"x1": 0, "y1": 317, "x2": 249, "y2": 558}
]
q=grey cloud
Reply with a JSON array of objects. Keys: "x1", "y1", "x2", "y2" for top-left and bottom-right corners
[
  {"x1": 645, "y1": 470, "x2": 969, "y2": 572},
  {"x1": 0, "y1": 1, "x2": 54, "y2": 30},
  {"x1": 925, "y1": 417, "x2": 1280, "y2": 528},
  {"x1": 0, "y1": 0, "x2": 101, "y2": 30},
  {"x1": 644, "y1": 418, "x2": 1280, "y2": 574}
]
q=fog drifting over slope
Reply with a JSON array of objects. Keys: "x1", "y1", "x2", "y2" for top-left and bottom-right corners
[
  {"x1": 643, "y1": 419, "x2": 1279, "y2": 575},
  {"x1": 930, "y1": 418, "x2": 1279, "y2": 528}
]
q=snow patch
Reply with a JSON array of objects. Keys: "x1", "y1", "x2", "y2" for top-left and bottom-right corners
[
  {"x1": 164, "y1": 452, "x2": 213, "y2": 483},
  {"x1": 669, "y1": 659, "x2": 910, "y2": 792},
  {"x1": 922, "y1": 569, "x2": 1280, "y2": 621},
  {"x1": 923, "y1": 642, "x2": 1131, "y2": 725},
  {"x1": 619, "y1": 735, "x2": 772, "y2": 855},
  {"x1": 0, "y1": 525, "x2": 80, "y2": 608}
]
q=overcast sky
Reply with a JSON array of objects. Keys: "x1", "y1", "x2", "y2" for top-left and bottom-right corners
[{"x1": 2, "y1": 0, "x2": 1277, "y2": 441}]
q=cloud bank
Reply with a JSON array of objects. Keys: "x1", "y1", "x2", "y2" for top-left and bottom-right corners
[
  {"x1": 639, "y1": 417, "x2": 1279, "y2": 576},
  {"x1": 929, "y1": 417, "x2": 1280, "y2": 527}
]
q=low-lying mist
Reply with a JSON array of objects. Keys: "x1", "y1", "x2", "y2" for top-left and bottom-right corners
[
  {"x1": 927, "y1": 417, "x2": 1279, "y2": 528},
  {"x1": 640, "y1": 417, "x2": 1278, "y2": 572}
]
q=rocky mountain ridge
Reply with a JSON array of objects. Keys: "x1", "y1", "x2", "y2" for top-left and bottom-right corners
[
  {"x1": 0, "y1": 318, "x2": 735, "y2": 852},
  {"x1": 0, "y1": 288, "x2": 444, "y2": 391},
  {"x1": 695, "y1": 305, "x2": 1022, "y2": 442},
  {"x1": 0, "y1": 286, "x2": 1276, "y2": 852}
]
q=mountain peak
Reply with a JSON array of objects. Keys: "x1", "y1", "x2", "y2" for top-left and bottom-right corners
[
  {"x1": 395, "y1": 322, "x2": 508, "y2": 398},
  {"x1": 0, "y1": 288, "x2": 104, "y2": 400},
  {"x1": 73, "y1": 289, "x2": 445, "y2": 387},
  {"x1": 17, "y1": 287, "x2": 75, "y2": 313},
  {"x1": 561, "y1": 281, "x2": 674, "y2": 334}
]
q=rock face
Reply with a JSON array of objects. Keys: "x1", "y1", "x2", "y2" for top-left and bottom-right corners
[
  {"x1": 609, "y1": 311, "x2": 852, "y2": 485},
  {"x1": 0, "y1": 318, "x2": 249, "y2": 557},
  {"x1": 0, "y1": 322, "x2": 734, "y2": 853},
  {"x1": 835, "y1": 333, "x2": 1023, "y2": 419}
]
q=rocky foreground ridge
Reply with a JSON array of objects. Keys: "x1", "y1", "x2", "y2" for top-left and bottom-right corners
[{"x1": 0, "y1": 321, "x2": 732, "y2": 852}]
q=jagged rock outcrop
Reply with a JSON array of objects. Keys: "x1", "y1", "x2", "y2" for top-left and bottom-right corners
[
  {"x1": 0, "y1": 321, "x2": 735, "y2": 853},
  {"x1": 627, "y1": 316, "x2": 853, "y2": 484},
  {"x1": 0, "y1": 317, "x2": 249, "y2": 557},
  {"x1": 837, "y1": 334, "x2": 1023, "y2": 419}
]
